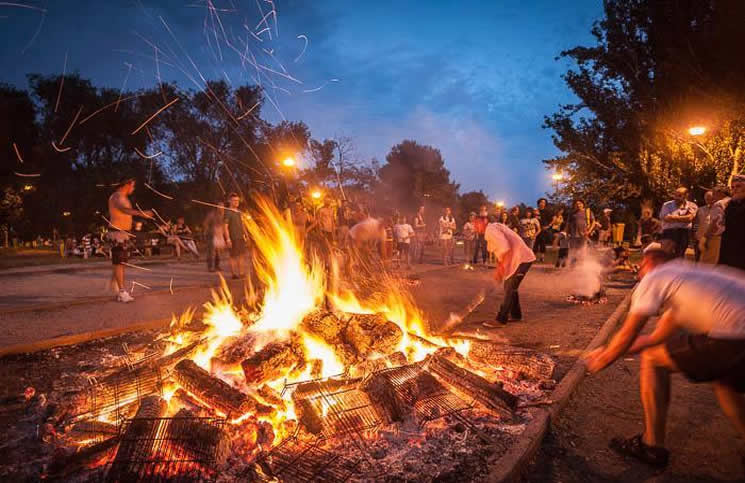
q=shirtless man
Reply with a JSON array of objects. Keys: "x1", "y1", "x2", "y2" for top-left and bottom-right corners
[{"x1": 108, "y1": 178, "x2": 153, "y2": 302}]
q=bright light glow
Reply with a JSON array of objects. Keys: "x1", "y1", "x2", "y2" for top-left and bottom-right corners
[
  {"x1": 23, "y1": 184, "x2": 33, "y2": 191},
  {"x1": 552, "y1": 173, "x2": 563, "y2": 181},
  {"x1": 496, "y1": 201, "x2": 505, "y2": 207},
  {"x1": 302, "y1": 333, "x2": 344, "y2": 378},
  {"x1": 311, "y1": 190, "x2": 322, "y2": 200},
  {"x1": 62, "y1": 211, "x2": 71, "y2": 217},
  {"x1": 688, "y1": 126, "x2": 706, "y2": 136},
  {"x1": 282, "y1": 157, "x2": 296, "y2": 167}
]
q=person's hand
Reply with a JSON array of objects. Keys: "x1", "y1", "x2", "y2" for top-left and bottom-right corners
[
  {"x1": 226, "y1": 239, "x2": 232, "y2": 248},
  {"x1": 583, "y1": 346, "x2": 609, "y2": 373},
  {"x1": 141, "y1": 209, "x2": 155, "y2": 219}
]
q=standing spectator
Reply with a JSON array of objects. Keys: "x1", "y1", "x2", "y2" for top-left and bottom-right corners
[
  {"x1": 291, "y1": 200, "x2": 309, "y2": 244},
  {"x1": 224, "y1": 193, "x2": 247, "y2": 280},
  {"x1": 438, "y1": 207, "x2": 456, "y2": 265},
  {"x1": 566, "y1": 199, "x2": 594, "y2": 264},
  {"x1": 107, "y1": 178, "x2": 154, "y2": 302},
  {"x1": 413, "y1": 205, "x2": 427, "y2": 263},
  {"x1": 598, "y1": 209, "x2": 613, "y2": 246},
  {"x1": 518, "y1": 207, "x2": 541, "y2": 251},
  {"x1": 550, "y1": 207, "x2": 565, "y2": 247},
  {"x1": 472, "y1": 205, "x2": 489, "y2": 264},
  {"x1": 203, "y1": 202, "x2": 226, "y2": 272},
  {"x1": 499, "y1": 210, "x2": 510, "y2": 225},
  {"x1": 337, "y1": 200, "x2": 351, "y2": 243},
  {"x1": 506, "y1": 206, "x2": 521, "y2": 233},
  {"x1": 534, "y1": 198, "x2": 553, "y2": 261},
  {"x1": 637, "y1": 206, "x2": 662, "y2": 249},
  {"x1": 393, "y1": 215, "x2": 415, "y2": 269},
  {"x1": 555, "y1": 229, "x2": 569, "y2": 268},
  {"x1": 659, "y1": 187, "x2": 697, "y2": 258},
  {"x1": 719, "y1": 175, "x2": 745, "y2": 271},
  {"x1": 483, "y1": 222, "x2": 536, "y2": 326},
  {"x1": 317, "y1": 201, "x2": 336, "y2": 247},
  {"x1": 462, "y1": 212, "x2": 476, "y2": 264},
  {"x1": 698, "y1": 185, "x2": 729, "y2": 264},
  {"x1": 693, "y1": 191, "x2": 714, "y2": 261}
]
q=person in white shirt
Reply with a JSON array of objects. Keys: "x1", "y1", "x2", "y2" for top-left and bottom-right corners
[
  {"x1": 585, "y1": 249, "x2": 745, "y2": 468},
  {"x1": 659, "y1": 187, "x2": 698, "y2": 258},
  {"x1": 348, "y1": 217, "x2": 386, "y2": 259},
  {"x1": 483, "y1": 222, "x2": 536, "y2": 326},
  {"x1": 393, "y1": 215, "x2": 415, "y2": 269},
  {"x1": 518, "y1": 207, "x2": 541, "y2": 251},
  {"x1": 462, "y1": 212, "x2": 476, "y2": 264},
  {"x1": 438, "y1": 207, "x2": 456, "y2": 266}
]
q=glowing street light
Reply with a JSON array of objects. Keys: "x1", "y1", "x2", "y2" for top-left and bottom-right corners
[
  {"x1": 552, "y1": 173, "x2": 564, "y2": 181},
  {"x1": 311, "y1": 190, "x2": 322, "y2": 200},
  {"x1": 688, "y1": 126, "x2": 706, "y2": 136},
  {"x1": 62, "y1": 211, "x2": 71, "y2": 217},
  {"x1": 282, "y1": 156, "x2": 296, "y2": 167},
  {"x1": 496, "y1": 201, "x2": 505, "y2": 208},
  {"x1": 23, "y1": 184, "x2": 33, "y2": 191}
]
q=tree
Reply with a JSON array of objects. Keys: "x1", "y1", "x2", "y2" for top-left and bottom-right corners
[
  {"x1": 544, "y1": 0, "x2": 745, "y2": 209},
  {"x1": 457, "y1": 191, "x2": 490, "y2": 222},
  {"x1": 379, "y1": 140, "x2": 459, "y2": 210}
]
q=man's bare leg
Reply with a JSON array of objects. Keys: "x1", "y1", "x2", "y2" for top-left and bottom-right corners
[
  {"x1": 113, "y1": 265, "x2": 125, "y2": 292},
  {"x1": 230, "y1": 256, "x2": 238, "y2": 277},
  {"x1": 713, "y1": 382, "x2": 745, "y2": 439},
  {"x1": 640, "y1": 345, "x2": 678, "y2": 447}
]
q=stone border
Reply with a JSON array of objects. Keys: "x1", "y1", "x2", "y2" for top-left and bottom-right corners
[{"x1": 486, "y1": 292, "x2": 633, "y2": 482}]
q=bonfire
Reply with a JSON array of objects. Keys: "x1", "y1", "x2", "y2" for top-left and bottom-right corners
[{"x1": 41, "y1": 197, "x2": 557, "y2": 482}]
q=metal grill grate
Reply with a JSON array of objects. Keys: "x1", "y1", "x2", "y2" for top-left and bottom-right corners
[
  {"x1": 377, "y1": 363, "x2": 472, "y2": 422},
  {"x1": 72, "y1": 365, "x2": 164, "y2": 428},
  {"x1": 296, "y1": 379, "x2": 382, "y2": 439},
  {"x1": 249, "y1": 436, "x2": 362, "y2": 482},
  {"x1": 106, "y1": 416, "x2": 226, "y2": 482}
]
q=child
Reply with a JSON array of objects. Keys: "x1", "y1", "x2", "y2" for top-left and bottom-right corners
[
  {"x1": 393, "y1": 215, "x2": 415, "y2": 269},
  {"x1": 555, "y1": 231, "x2": 569, "y2": 268}
]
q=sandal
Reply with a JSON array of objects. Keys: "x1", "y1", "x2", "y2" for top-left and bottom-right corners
[{"x1": 609, "y1": 434, "x2": 669, "y2": 468}]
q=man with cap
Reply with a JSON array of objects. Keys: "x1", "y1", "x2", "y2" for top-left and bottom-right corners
[
  {"x1": 585, "y1": 246, "x2": 745, "y2": 468},
  {"x1": 719, "y1": 175, "x2": 745, "y2": 271},
  {"x1": 658, "y1": 187, "x2": 697, "y2": 258},
  {"x1": 107, "y1": 178, "x2": 154, "y2": 302}
]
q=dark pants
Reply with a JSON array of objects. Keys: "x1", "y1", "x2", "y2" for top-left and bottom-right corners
[
  {"x1": 472, "y1": 234, "x2": 487, "y2": 264},
  {"x1": 661, "y1": 228, "x2": 689, "y2": 258},
  {"x1": 535, "y1": 229, "x2": 549, "y2": 254},
  {"x1": 497, "y1": 262, "x2": 532, "y2": 322}
]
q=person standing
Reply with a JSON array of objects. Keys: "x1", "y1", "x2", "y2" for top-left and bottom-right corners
[
  {"x1": 659, "y1": 187, "x2": 697, "y2": 258},
  {"x1": 518, "y1": 207, "x2": 541, "y2": 251},
  {"x1": 462, "y1": 212, "x2": 476, "y2": 264},
  {"x1": 550, "y1": 207, "x2": 565, "y2": 247},
  {"x1": 203, "y1": 202, "x2": 227, "y2": 272},
  {"x1": 107, "y1": 178, "x2": 154, "y2": 302},
  {"x1": 698, "y1": 185, "x2": 729, "y2": 265},
  {"x1": 566, "y1": 199, "x2": 594, "y2": 264},
  {"x1": 483, "y1": 221, "x2": 536, "y2": 326},
  {"x1": 718, "y1": 175, "x2": 745, "y2": 271},
  {"x1": 317, "y1": 201, "x2": 336, "y2": 247},
  {"x1": 534, "y1": 198, "x2": 553, "y2": 262},
  {"x1": 584, "y1": 250, "x2": 745, "y2": 469},
  {"x1": 472, "y1": 205, "x2": 489, "y2": 264},
  {"x1": 506, "y1": 206, "x2": 521, "y2": 233},
  {"x1": 438, "y1": 207, "x2": 456, "y2": 265},
  {"x1": 598, "y1": 209, "x2": 613, "y2": 246},
  {"x1": 637, "y1": 206, "x2": 662, "y2": 249},
  {"x1": 224, "y1": 193, "x2": 247, "y2": 280},
  {"x1": 413, "y1": 205, "x2": 427, "y2": 263},
  {"x1": 291, "y1": 200, "x2": 309, "y2": 244},
  {"x1": 393, "y1": 215, "x2": 415, "y2": 269},
  {"x1": 693, "y1": 191, "x2": 714, "y2": 262}
]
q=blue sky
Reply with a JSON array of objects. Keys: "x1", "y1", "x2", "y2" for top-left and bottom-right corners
[{"x1": 1, "y1": 0, "x2": 602, "y2": 205}]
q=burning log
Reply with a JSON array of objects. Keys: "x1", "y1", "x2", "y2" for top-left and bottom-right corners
[
  {"x1": 46, "y1": 436, "x2": 120, "y2": 479},
  {"x1": 294, "y1": 398, "x2": 324, "y2": 435},
  {"x1": 425, "y1": 355, "x2": 516, "y2": 417},
  {"x1": 343, "y1": 313, "x2": 403, "y2": 358},
  {"x1": 469, "y1": 343, "x2": 557, "y2": 380},
  {"x1": 301, "y1": 310, "x2": 346, "y2": 343},
  {"x1": 109, "y1": 396, "x2": 168, "y2": 479},
  {"x1": 174, "y1": 359, "x2": 267, "y2": 417},
  {"x1": 168, "y1": 409, "x2": 231, "y2": 466},
  {"x1": 348, "y1": 351, "x2": 407, "y2": 378},
  {"x1": 241, "y1": 340, "x2": 304, "y2": 385},
  {"x1": 169, "y1": 388, "x2": 208, "y2": 414},
  {"x1": 213, "y1": 333, "x2": 258, "y2": 366},
  {"x1": 256, "y1": 385, "x2": 286, "y2": 412},
  {"x1": 360, "y1": 365, "x2": 444, "y2": 423},
  {"x1": 67, "y1": 420, "x2": 119, "y2": 444}
]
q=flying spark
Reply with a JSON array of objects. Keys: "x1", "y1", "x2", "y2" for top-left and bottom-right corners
[
  {"x1": 57, "y1": 105, "x2": 83, "y2": 146},
  {"x1": 14, "y1": 172, "x2": 41, "y2": 177},
  {"x1": 131, "y1": 98, "x2": 179, "y2": 135},
  {"x1": 121, "y1": 262, "x2": 152, "y2": 272},
  {"x1": 54, "y1": 52, "x2": 68, "y2": 113},
  {"x1": 12, "y1": 143, "x2": 23, "y2": 163},
  {"x1": 134, "y1": 148, "x2": 163, "y2": 159},
  {"x1": 51, "y1": 141, "x2": 71, "y2": 153},
  {"x1": 144, "y1": 182, "x2": 174, "y2": 200},
  {"x1": 294, "y1": 34, "x2": 308, "y2": 62}
]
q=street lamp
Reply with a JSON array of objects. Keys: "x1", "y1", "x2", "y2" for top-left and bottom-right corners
[
  {"x1": 282, "y1": 156, "x2": 296, "y2": 167},
  {"x1": 496, "y1": 201, "x2": 505, "y2": 208},
  {"x1": 23, "y1": 184, "x2": 33, "y2": 191},
  {"x1": 311, "y1": 189, "x2": 322, "y2": 200},
  {"x1": 688, "y1": 126, "x2": 706, "y2": 136},
  {"x1": 62, "y1": 211, "x2": 71, "y2": 217}
]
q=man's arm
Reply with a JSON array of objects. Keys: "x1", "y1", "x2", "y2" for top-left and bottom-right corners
[
  {"x1": 584, "y1": 312, "x2": 650, "y2": 373},
  {"x1": 627, "y1": 309, "x2": 677, "y2": 353}
]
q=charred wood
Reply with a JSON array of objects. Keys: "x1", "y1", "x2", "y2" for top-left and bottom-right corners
[
  {"x1": 348, "y1": 351, "x2": 407, "y2": 378},
  {"x1": 168, "y1": 409, "x2": 231, "y2": 466},
  {"x1": 469, "y1": 343, "x2": 556, "y2": 380},
  {"x1": 342, "y1": 313, "x2": 402, "y2": 358},
  {"x1": 108, "y1": 396, "x2": 168, "y2": 480},
  {"x1": 46, "y1": 436, "x2": 120, "y2": 479},
  {"x1": 241, "y1": 340, "x2": 304, "y2": 385},
  {"x1": 174, "y1": 359, "x2": 267, "y2": 417}
]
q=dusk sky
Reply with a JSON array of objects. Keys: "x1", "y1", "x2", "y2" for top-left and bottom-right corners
[{"x1": 1, "y1": 0, "x2": 602, "y2": 205}]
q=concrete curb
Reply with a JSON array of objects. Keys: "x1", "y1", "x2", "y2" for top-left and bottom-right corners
[
  {"x1": 0, "y1": 317, "x2": 172, "y2": 358},
  {"x1": 487, "y1": 291, "x2": 633, "y2": 482}
]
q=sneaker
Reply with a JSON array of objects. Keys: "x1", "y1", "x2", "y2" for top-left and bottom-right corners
[{"x1": 117, "y1": 290, "x2": 135, "y2": 303}]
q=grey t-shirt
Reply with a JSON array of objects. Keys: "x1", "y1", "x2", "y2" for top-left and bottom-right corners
[{"x1": 631, "y1": 260, "x2": 745, "y2": 339}]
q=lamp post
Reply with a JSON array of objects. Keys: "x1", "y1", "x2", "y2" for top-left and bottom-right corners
[
  {"x1": 688, "y1": 126, "x2": 706, "y2": 136},
  {"x1": 552, "y1": 173, "x2": 563, "y2": 193}
]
